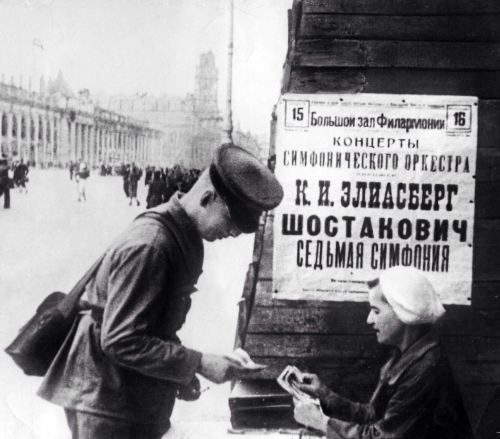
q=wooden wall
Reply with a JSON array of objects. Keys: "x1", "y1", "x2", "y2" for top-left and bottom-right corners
[{"x1": 230, "y1": 1, "x2": 500, "y2": 435}]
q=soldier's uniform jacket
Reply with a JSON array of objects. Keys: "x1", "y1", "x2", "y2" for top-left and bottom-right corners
[
  {"x1": 320, "y1": 331, "x2": 473, "y2": 439},
  {"x1": 38, "y1": 194, "x2": 204, "y2": 424}
]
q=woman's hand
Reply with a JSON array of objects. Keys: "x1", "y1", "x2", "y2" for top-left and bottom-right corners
[
  {"x1": 296, "y1": 373, "x2": 329, "y2": 399},
  {"x1": 293, "y1": 397, "x2": 329, "y2": 433}
]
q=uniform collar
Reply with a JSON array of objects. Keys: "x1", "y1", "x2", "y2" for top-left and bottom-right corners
[
  {"x1": 385, "y1": 331, "x2": 439, "y2": 385},
  {"x1": 145, "y1": 193, "x2": 204, "y2": 280}
]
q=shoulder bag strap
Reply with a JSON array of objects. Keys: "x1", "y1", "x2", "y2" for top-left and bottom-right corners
[{"x1": 57, "y1": 253, "x2": 107, "y2": 317}]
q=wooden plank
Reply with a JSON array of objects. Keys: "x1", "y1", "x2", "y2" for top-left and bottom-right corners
[
  {"x1": 247, "y1": 303, "x2": 371, "y2": 334},
  {"x1": 472, "y1": 282, "x2": 500, "y2": 310},
  {"x1": 244, "y1": 333, "x2": 381, "y2": 359},
  {"x1": 443, "y1": 335, "x2": 500, "y2": 362},
  {"x1": 288, "y1": 67, "x2": 500, "y2": 97},
  {"x1": 478, "y1": 100, "x2": 500, "y2": 147},
  {"x1": 299, "y1": 14, "x2": 500, "y2": 42},
  {"x1": 247, "y1": 301, "x2": 500, "y2": 335},
  {"x1": 458, "y1": 384, "x2": 497, "y2": 434},
  {"x1": 476, "y1": 149, "x2": 500, "y2": 182},
  {"x1": 230, "y1": 357, "x2": 381, "y2": 395},
  {"x1": 234, "y1": 263, "x2": 257, "y2": 349},
  {"x1": 454, "y1": 361, "x2": 500, "y2": 385},
  {"x1": 302, "y1": 0, "x2": 500, "y2": 15},
  {"x1": 294, "y1": 40, "x2": 500, "y2": 70},
  {"x1": 476, "y1": 183, "x2": 500, "y2": 219},
  {"x1": 251, "y1": 281, "x2": 500, "y2": 332}
]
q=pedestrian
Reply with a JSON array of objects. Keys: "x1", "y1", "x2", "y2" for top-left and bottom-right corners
[
  {"x1": 122, "y1": 163, "x2": 130, "y2": 198},
  {"x1": 146, "y1": 169, "x2": 164, "y2": 208},
  {"x1": 128, "y1": 162, "x2": 142, "y2": 206},
  {"x1": 0, "y1": 154, "x2": 11, "y2": 209},
  {"x1": 37, "y1": 143, "x2": 283, "y2": 439},
  {"x1": 293, "y1": 266, "x2": 473, "y2": 439},
  {"x1": 76, "y1": 161, "x2": 90, "y2": 202},
  {"x1": 164, "y1": 168, "x2": 176, "y2": 203},
  {"x1": 13, "y1": 158, "x2": 29, "y2": 193},
  {"x1": 69, "y1": 160, "x2": 74, "y2": 180},
  {"x1": 145, "y1": 165, "x2": 153, "y2": 186}
]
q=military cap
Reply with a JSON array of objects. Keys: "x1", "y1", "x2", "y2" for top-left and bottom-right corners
[{"x1": 209, "y1": 143, "x2": 283, "y2": 233}]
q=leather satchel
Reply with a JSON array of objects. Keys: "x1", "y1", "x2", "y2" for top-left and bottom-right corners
[{"x1": 5, "y1": 255, "x2": 104, "y2": 376}]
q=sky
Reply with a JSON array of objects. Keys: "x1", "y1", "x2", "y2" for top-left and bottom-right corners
[{"x1": 0, "y1": 0, "x2": 292, "y2": 136}]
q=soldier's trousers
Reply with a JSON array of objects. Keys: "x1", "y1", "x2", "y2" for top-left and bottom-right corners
[{"x1": 65, "y1": 409, "x2": 170, "y2": 439}]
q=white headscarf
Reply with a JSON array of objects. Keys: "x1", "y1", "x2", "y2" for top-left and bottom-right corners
[{"x1": 378, "y1": 266, "x2": 445, "y2": 325}]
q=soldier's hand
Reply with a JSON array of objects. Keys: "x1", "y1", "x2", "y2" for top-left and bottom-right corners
[
  {"x1": 177, "y1": 376, "x2": 201, "y2": 401},
  {"x1": 198, "y1": 353, "x2": 236, "y2": 384}
]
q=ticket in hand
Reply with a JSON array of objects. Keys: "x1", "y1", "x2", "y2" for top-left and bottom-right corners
[
  {"x1": 277, "y1": 365, "x2": 320, "y2": 405},
  {"x1": 224, "y1": 348, "x2": 268, "y2": 370}
]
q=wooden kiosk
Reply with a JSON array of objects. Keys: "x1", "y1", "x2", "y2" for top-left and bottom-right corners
[{"x1": 229, "y1": 1, "x2": 500, "y2": 437}]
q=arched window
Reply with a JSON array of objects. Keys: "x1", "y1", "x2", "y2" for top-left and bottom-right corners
[
  {"x1": 1, "y1": 114, "x2": 7, "y2": 137},
  {"x1": 38, "y1": 116, "x2": 43, "y2": 140},
  {"x1": 21, "y1": 116, "x2": 26, "y2": 139},
  {"x1": 30, "y1": 116, "x2": 35, "y2": 140},
  {"x1": 46, "y1": 119, "x2": 51, "y2": 142},
  {"x1": 12, "y1": 115, "x2": 17, "y2": 137}
]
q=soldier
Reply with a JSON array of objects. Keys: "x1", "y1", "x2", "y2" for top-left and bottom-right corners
[{"x1": 38, "y1": 143, "x2": 283, "y2": 439}]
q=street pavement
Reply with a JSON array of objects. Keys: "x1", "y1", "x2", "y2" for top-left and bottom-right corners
[{"x1": 0, "y1": 169, "x2": 255, "y2": 439}]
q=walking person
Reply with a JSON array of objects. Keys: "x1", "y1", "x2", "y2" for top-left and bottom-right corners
[
  {"x1": 76, "y1": 161, "x2": 90, "y2": 202},
  {"x1": 146, "y1": 169, "x2": 165, "y2": 208},
  {"x1": 0, "y1": 154, "x2": 11, "y2": 209},
  {"x1": 37, "y1": 143, "x2": 283, "y2": 439},
  {"x1": 13, "y1": 158, "x2": 29, "y2": 193},
  {"x1": 128, "y1": 162, "x2": 142, "y2": 206},
  {"x1": 122, "y1": 163, "x2": 130, "y2": 198}
]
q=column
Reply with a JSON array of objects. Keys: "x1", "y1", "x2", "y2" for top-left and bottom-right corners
[
  {"x1": 16, "y1": 113, "x2": 22, "y2": 158},
  {"x1": 54, "y1": 113, "x2": 60, "y2": 164},
  {"x1": 82, "y1": 124, "x2": 88, "y2": 162},
  {"x1": 108, "y1": 130, "x2": 113, "y2": 163},
  {"x1": 76, "y1": 123, "x2": 82, "y2": 160},
  {"x1": 88, "y1": 125, "x2": 94, "y2": 167},
  {"x1": 6, "y1": 113, "x2": 12, "y2": 157},
  {"x1": 56, "y1": 116, "x2": 64, "y2": 166},
  {"x1": 142, "y1": 136, "x2": 147, "y2": 164},
  {"x1": 110, "y1": 129, "x2": 114, "y2": 163},
  {"x1": 26, "y1": 114, "x2": 31, "y2": 164},
  {"x1": 41, "y1": 117, "x2": 47, "y2": 166},
  {"x1": 95, "y1": 127, "x2": 101, "y2": 164},
  {"x1": 0, "y1": 111, "x2": 3, "y2": 155},
  {"x1": 48, "y1": 116, "x2": 54, "y2": 165},
  {"x1": 104, "y1": 127, "x2": 111, "y2": 164},
  {"x1": 70, "y1": 120, "x2": 76, "y2": 162},
  {"x1": 33, "y1": 115, "x2": 39, "y2": 167}
]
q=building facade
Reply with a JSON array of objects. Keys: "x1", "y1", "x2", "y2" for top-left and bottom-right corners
[
  {"x1": 108, "y1": 51, "x2": 222, "y2": 169},
  {"x1": 0, "y1": 73, "x2": 162, "y2": 168}
]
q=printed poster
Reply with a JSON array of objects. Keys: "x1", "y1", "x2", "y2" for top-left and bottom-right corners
[{"x1": 272, "y1": 93, "x2": 478, "y2": 304}]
